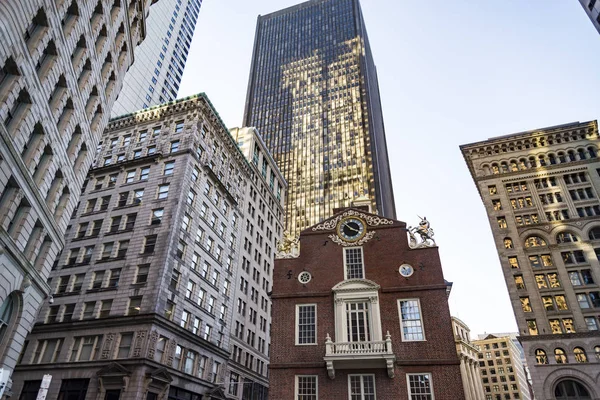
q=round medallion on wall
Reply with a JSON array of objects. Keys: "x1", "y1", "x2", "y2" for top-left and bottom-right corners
[
  {"x1": 298, "y1": 271, "x2": 312, "y2": 284},
  {"x1": 337, "y1": 216, "x2": 367, "y2": 243},
  {"x1": 399, "y1": 263, "x2": 414, "y2": 278}
]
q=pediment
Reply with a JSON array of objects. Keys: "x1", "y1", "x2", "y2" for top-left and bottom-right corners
[
  {"x1": 308, "y1": 208, "x2": 395, "y2": 233},
  {"x1": 146, "y1": 367, "x2": 173, "y2": 384},
  {"x1": 96, "y1": 362, "x2": 131, "y2": 377},
  {"x1": 205, "y1": 386, "x2": 227, "y2": 399},
  {"x1": 332, "y1": 278, "x2": 380, "y2": 293}
]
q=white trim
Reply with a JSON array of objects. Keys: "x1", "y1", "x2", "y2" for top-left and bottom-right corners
[
  {"x1": 295, "y1": 304, "x2": 317, "y2": 345},
  {"x1": 397, "y1": 298, "x2": 426, "y2": 342},
  {"x1": 295, "y1": 375, "x2": 318, "y2": 399},
  {"x1": 348, "y1": 374, "x2": 377, "y2": 400},
  {"x1": 406, "y1": 373, "x2": 434, "y2": 400},
  {"x1": 343, "y1": 246, "x2": 365, "y2": 280}
]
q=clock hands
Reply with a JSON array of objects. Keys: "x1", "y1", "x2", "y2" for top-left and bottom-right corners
[{"x1": 344, "y1": 223, "x2": 360, "y2": 233}]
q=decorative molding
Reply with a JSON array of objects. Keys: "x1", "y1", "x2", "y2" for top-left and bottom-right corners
[
  {"x1": 312, "y1": 209, "x2": 394, "y2": 232},
  {"x1": 329, "y1": 231, "x2": 376, "y2": 247}
]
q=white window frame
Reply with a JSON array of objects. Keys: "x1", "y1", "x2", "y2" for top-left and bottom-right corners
[
  {"x1": 332, "y1": 281, "x2": 382, "y2": 344},
  {"x1": 406, "y1": 373, "x2": 434, "y2": 400},
  {"x1": 343, "y1": 246, "x2": 365, "y2": 280},
  {"x1": 348, "y1": 374, "x2": 376, "y2": 400},
  {"x1": 295, "y1": 304, "x2": 317, "y2": 345},
  {"x1": 295, "y1": 375, "x2": 318, "y2": 400},
  {"x1": 398, "y1": 298, "x2": 426, "y2": 342}
]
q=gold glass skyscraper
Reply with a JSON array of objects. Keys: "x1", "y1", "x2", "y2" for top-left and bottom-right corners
[{"x1": 243, "y1": 0, "x2": 395, "y2": 236}]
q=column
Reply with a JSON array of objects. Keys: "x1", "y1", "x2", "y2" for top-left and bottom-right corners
[{"x1": 459, "y1": 356, "x2": 471, "y2": 400}]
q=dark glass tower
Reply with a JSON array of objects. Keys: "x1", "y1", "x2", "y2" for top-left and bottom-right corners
[{"x1": 243, "y1": 0, "x2": 395, "y2": 236}]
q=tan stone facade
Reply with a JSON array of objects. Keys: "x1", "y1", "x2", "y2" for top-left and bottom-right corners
[
  {"x1": 452, "y1": 317, "x2": 486, "y2": 400},
  {"x1": 9, "y1": 95, "x2": 285, "y2": 399},
  {"x1": 0, "y1": 0, "x2": 151, "y2": 396},
  {"x1": 473, "y1": 335, "x2": 532, "y2": 400},
  {"x1": 461, "y1": 121, "x2": 600, "y2": 399}
]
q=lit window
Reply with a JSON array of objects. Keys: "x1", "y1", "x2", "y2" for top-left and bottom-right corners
[
  {"x1": 127, "y1": 296, "x2": 142, "y2": 315},
  {"x1": 398, "y1": 299, "x2": 425, "y2": 341}
]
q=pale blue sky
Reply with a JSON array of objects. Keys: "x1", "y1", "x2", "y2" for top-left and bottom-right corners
[{"x1": 180, "y1": 0, "x2": 600, "y2": 335}]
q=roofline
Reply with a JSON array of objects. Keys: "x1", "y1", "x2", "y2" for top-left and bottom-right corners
[
  {"x1": 257, "y1": 0, "x2": 330, "y2": 21},
  {"x1": 459, "y1": 120, "x2": 597, "y2": 149}
]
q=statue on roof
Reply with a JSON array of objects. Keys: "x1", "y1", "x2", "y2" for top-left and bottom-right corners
[
  {"x1": 407, "y1": 216, "x2": 436, "y2": 248},
  {"x1": 276, "y1": 231, "x2": 300, "y2": 259}
]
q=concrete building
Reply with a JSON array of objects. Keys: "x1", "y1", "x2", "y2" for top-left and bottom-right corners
[
  {"x1": 473, "y1": 335, "x2": 532, "y2": 400},
  {"x1": 0, "y1": 0, "x2": 152, "y2": 396},
  {"x1": 9, "y1": 94, "x2": 285, "y2": 399},
  {"x1": 461, "y1": 120, "x2": 600, "y2": 399},
  {"x1": 452, "y1": 317, "x2": 486, "y2": 400},
  {"x1": 578, "y1": 0, "x2": 600, "y2": 34},
  {"x1": 268, "y1": 207, "x2": 463, "y2": 399},
  {"x1": 227, "y1": 127, "x2": 286, "y2": 399},
  {"x1": 243, "y1": 0, "x2": 396, "y2": 237},
  {"x1": 111, "y1": 0, "x2": 202, "y2": 116}
]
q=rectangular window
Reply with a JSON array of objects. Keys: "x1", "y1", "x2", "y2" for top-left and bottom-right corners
[
  {"x1": 116, "y1": 333, "x2": 133, "y2": 358},
  {"x1": 296, "y1": 304, "x2": 316, "y2": 345},
  {"x1": 407, "y1": 373, "x2": 433, "y2": 400},
  {"x1": 344, "y1": 247, "x2": 364, "y2": 279},
  {"x1": 127, "y1": 296, "x2": 142, "y2": 315},
  {"x1": 398, "y1": 299, "x2": 425, "y2": 341},
  {"x1": 170, "y1": 141, "x2": 180, "y2": 153},
  {"x1": 70, "y1": 336, "x2": 101, "y2": 361},
  {"x1": 296, "y1": 376, "x2": 317, "y2": 400},
  {"x1": 157, "y1": 184, "x2": 169, "y2": 199},
  {"x1": 164, "y1": 161, "x2": 175, "y2": 175},
  {"x1": 142, "y1": 235, "x2": 157, "y2": 253},
  {"x1": 349, "y1": 375, "x2": 376, "y2": 400}
]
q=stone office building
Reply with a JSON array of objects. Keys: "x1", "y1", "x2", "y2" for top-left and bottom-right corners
[
  {"x1": 10, "y1": 94, "x2": 285, "y2": 399},
  {"x1": 269, "y1": 207, "x2": 463, "y2": 399},
  {"x1": 473, "y1": 335, "x2": 532, "y2": 400},
  {"x1": 452, "y1": 317, "x2": 486, "y2": 400},
  {"x1": 461, "y1": 120, "x2": 600, "y2": 399},
  {"x1": 0, "y1": 0, "x2": 152, "y2": 395}
]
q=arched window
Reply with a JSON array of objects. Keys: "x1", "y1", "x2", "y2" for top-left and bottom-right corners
[
  {"x1": 501, "y1": 162, "x2": 509, "y2": 173},
  {"x1": 519, "y1": 158, "x2": 527, "y2": 170},
  {"x1": 595, "y1": 345, "x2": 600, "y2": 360},
  {"x1": 555, "y1": 348, "x2": 568, "y2": 364},
  {"x1": 510, "y1": 161, "x2": 518, "y2": 172},
  {"x1": 491, "y1": 164, "x2": 499, "y2": 175},
  {"x1": 538, "y1": 155, "x2": 547, "y2": 166},
  {"x1": 568, "y1": 151, "x2": 577, "y2": 162},
  {"x1": 504, "y1": 238, "x2": 514, "y2": 249},
  {"x1": 529, "y1": 157, "x2": 537, "y2": 167},
  {"x1": 548, "y1": 154, "x2": 556, "y2": 165},
  {"x1": 578, "y1": 149, "x2": 587, "y2": 160},
  {"x1": 535, "y1": 349, "x2": 548, "y2": 364},
  {"x1": 0, "y1": 293, "x2": 17, "y2": 343},
  {"x1": 588, "y1": 147, "x2": 597, "y2": 158},
  {"x1": 558, "y1": 152, "x2": 566, "y2": 163},
  {"x1": 573, "y1": 347, "x2": 588, "y2": 363},
  {"x1": 556, "y1": 232, "x2": 578, "y2": 244},
  {"x1": 588, "y1": 227, "x2": 600, "y2": 240},
  {"x1": 524, "y1": 236, "x2": 546, "y2": 248},
  {"x1": 555, "y1": 380, "x2": 591, "y2": 400}
]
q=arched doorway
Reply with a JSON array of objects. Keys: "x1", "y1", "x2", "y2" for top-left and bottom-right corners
[
  {"x1": 0, "y1": 292, "x2": 17, "y2": 343},
  {"x1": 555, "y1": 380, "x2": 591, "y2": 400}
]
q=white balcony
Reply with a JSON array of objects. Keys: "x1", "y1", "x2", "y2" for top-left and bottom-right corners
[{"x1": 324, "y1": 332, "x2": 396, "y2": 379}]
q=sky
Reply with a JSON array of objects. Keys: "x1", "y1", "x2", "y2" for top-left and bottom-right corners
[{"x1": 179, "y1": 0, "x2": 600, "y2": 336}]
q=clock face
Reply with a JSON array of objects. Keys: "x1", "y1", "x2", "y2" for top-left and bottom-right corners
[
  {"x1": 337, "y1": 217, "x2": 366, "y2": 242},
  {"x1": 399, "y1": 264, "x2": 414, "y2": 277}
]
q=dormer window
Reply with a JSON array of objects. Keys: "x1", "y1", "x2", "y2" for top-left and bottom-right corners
[{"x1": 344, "y1": 247, "x2": 364, "y2": 279}]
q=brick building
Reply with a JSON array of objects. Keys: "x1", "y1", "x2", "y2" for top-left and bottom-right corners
[
  {"x1": 9, "y1": 95, "x2": 285, "y2": 399},
  {"x1": 269, "y1": 207, "x2": 463, "y2": 399},
  {"x1": 0, "y1": 0, "x2": 153, "y2": 395}
]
